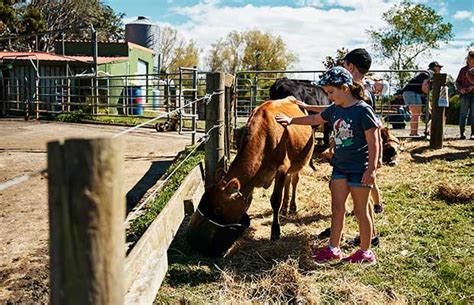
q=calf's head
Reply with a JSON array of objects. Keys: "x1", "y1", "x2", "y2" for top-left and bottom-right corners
[{"x1": 187, "y1": 178, "x2": 250, "y2": 257}]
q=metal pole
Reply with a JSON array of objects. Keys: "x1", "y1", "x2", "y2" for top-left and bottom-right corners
[{"x1": 91, "y1": 25, "x2": 99, "y2": 115}]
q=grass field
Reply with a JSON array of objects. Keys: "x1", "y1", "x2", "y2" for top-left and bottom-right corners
[{"x1": 155, "y1": 139, "x2": 473, "y2": 303}]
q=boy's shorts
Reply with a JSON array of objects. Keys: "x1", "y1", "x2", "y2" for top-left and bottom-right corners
[{"x1": 331, "y1": 168, "x2": 372, "y2": 188}]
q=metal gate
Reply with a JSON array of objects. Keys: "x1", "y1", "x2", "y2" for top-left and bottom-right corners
[{"x1": 234, "y1": 69, "x2": 432, "y2": 137}]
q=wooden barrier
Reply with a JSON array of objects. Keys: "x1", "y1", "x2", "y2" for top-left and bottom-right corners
[
  {"x1": 430, "y1": 73, "x2": 447, "y2": 149},
  {"x1": 124, "y1": 163, "x2": 204, "y2": 304},
  {"x1": 48, "y1": 71, "x2": 227, "y2": 304},
  {"x1": 48, "y1": 138, "x2": 205, "y2": 305},
  {"x1": 205, "y1": 72, "x2": 226, "y2": 187}
]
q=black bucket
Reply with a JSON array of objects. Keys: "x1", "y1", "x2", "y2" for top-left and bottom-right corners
[{"x1": 187, "y1": 209, "x2": 250, "y2": 257}]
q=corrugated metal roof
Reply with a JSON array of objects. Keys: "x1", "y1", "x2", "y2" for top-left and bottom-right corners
[{"x1": 0, "y1": 51, "x2": 128, "y2": 64}]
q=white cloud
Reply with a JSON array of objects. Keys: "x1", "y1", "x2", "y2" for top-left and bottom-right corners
[
  {"x1": 127, "y1": 1, "x2": 468, "y2": 79},
  {"x1": 453, "y1": 10, "x2": 474, "y2": 22},
  {"x1": 169, "y1": 1, "x2": 394, "y2": 72}
]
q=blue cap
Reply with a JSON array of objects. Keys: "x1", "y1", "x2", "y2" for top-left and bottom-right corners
[{"x1": 318, "y1": 66, "x2": 353, "y2": 86}]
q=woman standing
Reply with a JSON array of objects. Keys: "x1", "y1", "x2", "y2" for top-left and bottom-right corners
[
  {"x1": 455, "y1": 51, "x2": 474, "y2": 140},
  {"x1": 401, "y1": 62, "x2": 442, "y2": 136}
]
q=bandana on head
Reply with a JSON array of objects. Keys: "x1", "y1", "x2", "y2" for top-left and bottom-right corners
[{"x1": 318, "y1": 66, "x2": 353, "y2": 86}]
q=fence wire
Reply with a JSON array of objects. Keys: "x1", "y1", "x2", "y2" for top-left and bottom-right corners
[
  {"x1": 0, "y1": 92, "x2": 221, "y2": 192},
  {"x1": 124, "y1": 123, "x2": 223, "y2": 224}
]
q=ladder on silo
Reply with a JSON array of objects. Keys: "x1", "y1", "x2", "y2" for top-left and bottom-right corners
[{"x1": 178, "y1": 66, "x2": 198, "y2": 145}]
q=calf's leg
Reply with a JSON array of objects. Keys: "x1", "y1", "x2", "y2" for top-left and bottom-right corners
[
  {"x1": 281, "y1": 174, "x2": 292, "y2": 216},
  {"x1": 270, "y1": 173, "x2": 287, "y2": 240},
  {"x1": 289, "y1": 173, "x2": 299, "y2": 214}
]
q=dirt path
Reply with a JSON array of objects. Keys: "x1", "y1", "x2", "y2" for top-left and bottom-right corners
[{"x1": 0, "y1": 118, "x2": 193, "y2": 303}]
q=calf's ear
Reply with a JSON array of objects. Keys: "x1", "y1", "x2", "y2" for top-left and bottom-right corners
[{"x1": 224, "y1": 178, "x2": 241, "y2": 196}]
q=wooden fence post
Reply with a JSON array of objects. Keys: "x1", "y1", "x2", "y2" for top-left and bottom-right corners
[
  {"x1": 430, "y1": 73, "x2": 447, "y2": 149},
  {"x1": 224, "y1": 74, "x2": 235, "y2": 168},
  {"x1": 205, "y1": 72, "x2": 226, "y2": 187},
  {"x1": 48, "y1": 138, "x2": 125, "y2": 305}
]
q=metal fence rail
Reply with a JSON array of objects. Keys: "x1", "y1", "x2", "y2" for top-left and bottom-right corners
[
  {"x1": 234, "y1": 69, "x2": 432, "y2": 136},
  {"x1": 1, "y1": 70, "x2": 209, "y2": 125}
]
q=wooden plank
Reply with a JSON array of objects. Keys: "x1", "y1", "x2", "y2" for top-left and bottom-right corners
[
  {"x1": 429, "y1": 73, "x2": 447, "y2": 149},
  {"x1": 124, "y1": 163, "x2": 204, "y2": 305},
  {"x1": 224, "y1": 73, "x2": 235, "y2": 88}
]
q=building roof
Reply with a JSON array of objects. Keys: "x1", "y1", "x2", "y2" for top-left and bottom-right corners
[
  {"x1": 56, "y1": 40, "x2": 154, "y2": 54},
  {"x1": 127, "y1": 42, "x2": 154, "y2": 54},
  {"x1": 0, "y1": 51, "x2": 128, "y2": 64}
]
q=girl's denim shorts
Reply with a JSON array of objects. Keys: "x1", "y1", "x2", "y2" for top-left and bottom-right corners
[{"x1": 331, "y1": 168, "x2": 372, "y2": 188}]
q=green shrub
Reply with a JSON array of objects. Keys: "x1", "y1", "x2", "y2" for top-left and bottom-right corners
[
  {"x1": 445, "y1": 94, "x2": 460, "y2": 125},
  {"x1": 54, "y1": 110, "x2": 93, "y2": 123}
]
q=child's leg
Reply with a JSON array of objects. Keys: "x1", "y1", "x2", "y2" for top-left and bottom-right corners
[
  {"x1": 350, "y1": 186, "x2": 372, "y2": 251},
  {"x1": 370, "y1": 181, "x2": 380, "y2": 205},
  {"x1": 371, "y1": 180, "x2": 383, "y2": 212},
  {"x1": 368, "y1": 198, "x2": 377, "y2": 236},
  {"x1": 329, "y1": 179, "x2": 350, "y2": 248}
]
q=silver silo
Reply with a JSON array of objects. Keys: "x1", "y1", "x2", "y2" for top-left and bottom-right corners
[{"x1": 125, "y1": 16, "x2": 160, "y2": 71}]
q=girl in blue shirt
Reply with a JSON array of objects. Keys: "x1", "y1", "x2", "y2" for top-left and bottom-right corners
[{"x1": 276, "y1": 67, "x2": 379, "y2": 264}]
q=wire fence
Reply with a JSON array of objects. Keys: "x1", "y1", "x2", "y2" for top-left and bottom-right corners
[
  {"x1": 0, "y1": 92, "x2": 221, "y2": 194},
  {"x1": 234, "y1": 69, "x2": 432, "y2": 133}
]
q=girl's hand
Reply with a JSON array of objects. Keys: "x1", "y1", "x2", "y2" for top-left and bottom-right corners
[
  {"x1": 287, "y1": 96, "x2": 308, "y2": 109},
  {"x1": 275, "y1": 113, "x2": 292, "y2": 126},
  {"x1": 362, "y1": 168, "x2": 376, "y2": 186}
]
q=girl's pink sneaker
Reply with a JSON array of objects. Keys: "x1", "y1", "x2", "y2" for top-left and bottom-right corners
[
  {"x1": 342, "y1": 249, "x2": 376, "y2": 265},
  {"x1": 312, "y1": 246, "x2": 342, "y2": 264}
]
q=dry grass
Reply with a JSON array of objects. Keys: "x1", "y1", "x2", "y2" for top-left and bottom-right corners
[
  {"x1": 155, "y1": 139, "x2": 473, "y2": 304},
  {"x1": 437, "y1": 184, "x2": 474, "y2": 203}
]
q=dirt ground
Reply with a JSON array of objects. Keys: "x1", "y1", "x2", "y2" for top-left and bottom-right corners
[
  {"x1": 0, "y1": 117, "x2": 469, "y2": 303},
  {"x1": 0, "y1": 118, "x2": 194, "y2": 304}
]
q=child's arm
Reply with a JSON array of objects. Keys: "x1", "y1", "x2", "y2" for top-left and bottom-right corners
[
  {"x1": 289, "y1": 97, "x2": 330, "y2": 113},
  {"x1": 275, "y1": 113, "x2": 326, "y2": 126},
  {"x1": 362, "y1": 127, "x2": 379, "y2": 186}
]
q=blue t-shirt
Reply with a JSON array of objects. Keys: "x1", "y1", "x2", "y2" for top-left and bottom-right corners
[{"x1": 321, "y1": 101, "x2": 378, "y2": 173}]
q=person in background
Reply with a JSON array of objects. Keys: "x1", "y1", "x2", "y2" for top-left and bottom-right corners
[
  {"x1": 343, "y1": 49, "x2": 384, "y2": 217},
  {"x1": 401, "y1": 61, "x2": 442, "y2": 136},
  {"x1": 455, "y1": 50, "x2": 474, "y2": 140},
  {"x1": 276, "y1": 67, "x2": 379, "y2": 265}
]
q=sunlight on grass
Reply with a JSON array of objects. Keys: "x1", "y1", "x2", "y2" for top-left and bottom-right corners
[{"x1": 155, "y1": 139, "x2": 473, "y2": 303}]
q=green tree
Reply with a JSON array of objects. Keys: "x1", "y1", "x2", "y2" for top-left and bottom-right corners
[
  {"x1": 367, "y1": 1, "x2": 453, "y2": 86},
  {"x1": 0, "y1": 1, "x2": 46, "y2": 50},
  {"x1": 159, "y1": 26, "x2": 199, "y2": 72},
  {"x1": 169, "y1": 40, "x2": 199, "y2": 72},
  {"x1": 206, "y1": 30, "x2": 297, "y2": 73},
  {"x1": 0, "y1": 0, "x2": 124, "y2": 51},
  {"x1": 322, "y1": 47, "x2": 349, "y2": 69}
]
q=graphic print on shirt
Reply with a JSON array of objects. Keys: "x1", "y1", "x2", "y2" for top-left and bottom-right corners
[{"x1": 333, "y1": 118, "x2": 354, "y2": 147}]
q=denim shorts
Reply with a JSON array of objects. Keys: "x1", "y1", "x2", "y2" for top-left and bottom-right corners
[
  {"x1": 402, "y1": 91, "x2": 424, "y2": 106},
  {"x1": 331, "y1": 168, "x2": 372, "y2": 188}
]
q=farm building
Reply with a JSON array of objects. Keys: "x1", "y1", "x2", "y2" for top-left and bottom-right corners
[{"x1": 0, "y1": 41, "x2": 154, "y2": 116}]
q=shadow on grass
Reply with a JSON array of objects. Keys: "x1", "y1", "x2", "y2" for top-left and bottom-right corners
[
  {"x1": 409, "y1": 144, "x2": 473, "y2": 163},
  {"x1": 163, "y1": 215, "x2": 320, "y2": 289},
  {"x1": 126, "y1": 160, "x2": 173, "y2": 213}
]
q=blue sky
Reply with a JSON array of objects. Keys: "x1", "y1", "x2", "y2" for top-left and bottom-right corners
[{"x1": 105, "y1": 0, "x2": 473, "y2": 77}]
